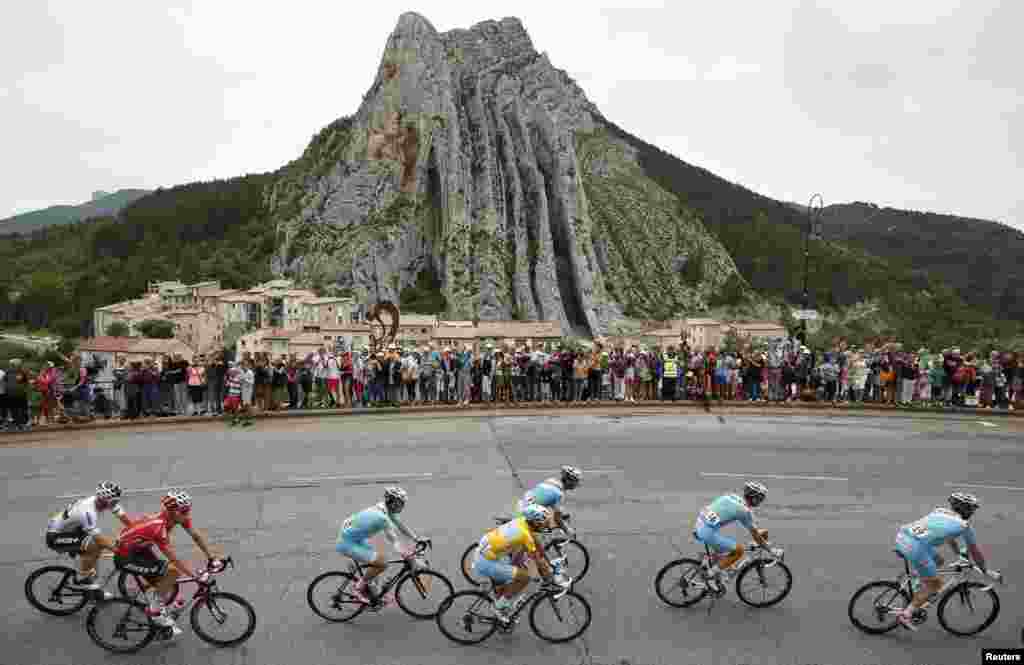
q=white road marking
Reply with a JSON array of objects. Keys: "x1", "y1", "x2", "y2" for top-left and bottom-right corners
[
  {"x1": 285, "y1": 472, "x2": 434, "y2": 484},
  {"x1": 945, "y1": 482, "x2": 1024, "y2": 492},
  {"x1": 57, "y1": 472, "x2": 435, "y2": 498},
  {"x1": 977, "y1": 421, "x2": 998, "y2": 427},
  {"x1": 700, "y1": 472, "x2": 848, "y2": 482},
  {"x1": 498, "y1": 468, "x2": 624, "y2": 475},
  {"x1": 58, "y1": 481, "x2": 227, "y2": 498}
]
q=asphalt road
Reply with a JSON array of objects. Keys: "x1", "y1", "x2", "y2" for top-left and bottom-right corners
[{"x1": 2, "y1": 412, "x2": 1022, "y2": 665}]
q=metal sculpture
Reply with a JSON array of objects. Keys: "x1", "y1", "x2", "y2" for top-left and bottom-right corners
[{"x1": 368, "y1": 301, "x2": 400, "y2": 353}]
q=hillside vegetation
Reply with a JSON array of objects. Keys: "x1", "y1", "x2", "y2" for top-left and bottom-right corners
[
  {"x1": 0, "y1": 176, "x2": 275, "y2": 337},
  {"x1": 0, "y1": 189, "x2": 151, "y2": 234}
]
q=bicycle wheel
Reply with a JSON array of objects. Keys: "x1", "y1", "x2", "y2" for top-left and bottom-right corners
[
  {"x1": 435, "y1": 590, "x2": 499, "y2": 645},
  {"x1": 529, "y1": 590, "x2": 592, "y2": 644},
  {"x1": 460, "y1": 542, "x2": 484, "y2": 587},
  {"x1": 24, "y1": 565, "x2": 89, "y2": 616},
  {"x1": 395, "y1": 569, "x2": 454, "y2": 619},
  {"x1": 307, "y1": 571, "x2": 366, "y2": 623},
  {"x1": 847, "y1": 581, "x2": 910, "y2": 634},
  {"x1": 117, "y1": 571, "x2": 179, "y2": 603},
  {"x1": 654, "y1": 558, "x2": 708, "y2": 608},
  {"x1": 735, "y1": 559, "x2": 793, "y2": 608},
  {"x1": 191, "y1": 591, "x2": 257, "y2": 647},
  {"x1": 937, "y1": 581, "x2": 1000, "y2": 637},
  {"x1": 546, "y1": 538, "x2": 590, "y2": 583},
  {"x1": 85, "y1": 598, "x2": 157, "y2": 654}
]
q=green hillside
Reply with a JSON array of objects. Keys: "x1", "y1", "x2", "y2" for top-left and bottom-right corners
[{"x1": 0, "y1": 189, "x2": 151, "y2": 234}]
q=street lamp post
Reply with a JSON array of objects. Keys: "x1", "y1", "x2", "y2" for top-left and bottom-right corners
[{"x1": 802, "y1": 194, "x2": 824, "y2": 344}]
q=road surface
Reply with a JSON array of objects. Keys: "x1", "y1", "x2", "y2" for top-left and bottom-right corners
[{"x1": 2, "y1": 412, "x2": 1021, "y2": 665}]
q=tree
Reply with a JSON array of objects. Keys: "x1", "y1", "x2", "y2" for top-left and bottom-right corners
[
  {"x1": 135, "y1": 319, "x2": 175, "y2": 339},
  {"x1": 105, "y1": 321, "x2": 130, "y2": 337}
]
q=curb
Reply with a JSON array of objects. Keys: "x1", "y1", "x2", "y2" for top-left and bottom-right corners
[{"x1": 2, "y1": 399, "x2": 1019, "y2": 438}]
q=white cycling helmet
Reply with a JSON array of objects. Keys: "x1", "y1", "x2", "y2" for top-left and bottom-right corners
[
  {"x1": 95, "y1": 481, "x2": 122, "y2": 504},
  {"x1": 384, "y1": 487, "x2": 407, "y2": 513},
  {"x1": 161, "y1": 489, "x2": 192, "y2": 513},
  {"x1": 743, "y1": 481, "x2": 768, "y2": 506},
  {"x1": 561, "y1": 465, "x2": 582, "y2": 490},
  {"x1": 522, "y1": 504, "x2": 551, "y2": 527}
]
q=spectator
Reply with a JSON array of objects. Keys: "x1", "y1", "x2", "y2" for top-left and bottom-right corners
[
  {"x1": 6, "y1": 359, "x2": 29, "y2": 431},
  {"x1": 271, "y1": 357, "x2": 288, "y2": 411},
  {"x1": 186, "y1": 355, "x2": 207, "y2": 416},
  {"x1": 850, "y1": 351, "x2": 868, "y2": 402},
  {"x1": 340, "y1": 350, "x2": 353, "y2": 407},
  {"x1": 402, "y1": 350, "x2": 419, "y2": 404},
  {"x1": 928, "y1": 356, "x2": 944, "y2": 404},
  {"x1": 0, "y1": 362, "x2": 7, "y2": 429},
  {"x1": 324, "y1": 352, "x2": 340, "y2": 407},
  {"x1": 206, "y1": 354, "x2": 226, "y2": 417},
  {"x1": 142, "y1": 358, "x2": 160, "y2": 417},
  {"x1": 254, "y1": 355, "x2": 270, "y2": 411},
  {"x1": 125, "y1": 361, "x2": 143, "y2": 419},
  {"x1": 286, "y1": 357, "x2": 300, "y2": 409},
  {"x1": 481, "y1": 344, "x2": 495, "y2": 402},
  {"x1": 574, "y1": 351, "x2": 589, "y2": 402},
  {"x1": 300, "y1": 357, "x2": 314, "y2": 409},
  {"x1": 240, "y1": 358, "x2": 254, "y2": 413},
  {"x1": 662, "y1": 347, "x2": 680, "y2": 401}
]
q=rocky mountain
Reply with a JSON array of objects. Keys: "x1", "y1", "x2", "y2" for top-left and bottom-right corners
[
  {"x1": 269, "y1": 13, "x2": 747, "y2": 337},
  {"x1": 0, "y1": 189, "x2": 151, "y2": 235}
]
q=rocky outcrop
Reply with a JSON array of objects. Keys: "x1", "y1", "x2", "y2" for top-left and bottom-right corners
[{"x1": 270, "y1": 13, "x2": 747, "y2": 335}]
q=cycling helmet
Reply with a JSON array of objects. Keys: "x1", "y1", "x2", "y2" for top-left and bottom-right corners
[
  {"x1": 561, "y1": 465, "x2": 582, "y2": 490},
  {"x1": 743, "y1": 481, "x2": 768, "y2": 507},
  {"x1": 949, "y1": 492, "x2": 979, "y2": 520},
  {"x1": 522, "y1": 504, "x2": 551, "y2": 527},
  {"x1": 384, "y1": 487, "x2": 407, "y2": 513},
  {"x1": 95, "y1": 481, "x2": 122, "y2": 504},
  {"x1": 161, "y1": 489, "x2": 192, "y2": 513}
]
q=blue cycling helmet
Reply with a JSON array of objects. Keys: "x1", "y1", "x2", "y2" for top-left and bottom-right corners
[{"x1": 522, "y1": 504, "x2": 551, "y2": 527}]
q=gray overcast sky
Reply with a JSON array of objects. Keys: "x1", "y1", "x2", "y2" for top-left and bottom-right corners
[{"x1": 3, "y1": 1, "x2": 1022, "y2": 230}]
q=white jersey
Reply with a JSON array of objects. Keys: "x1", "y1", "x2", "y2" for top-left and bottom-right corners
[{"x1": 47, "y1": 495, "x2": 124, "y2": 535}]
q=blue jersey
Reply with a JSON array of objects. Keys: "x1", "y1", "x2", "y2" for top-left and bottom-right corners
[
  {"x1": 696, "y1": 494, "x2": 755, "y2": 531},
  {"x1": 338, "y1": 504, "x2": 396, "y2": 543},
  {"x1": 518, "y1": 479, "x2": 564, "y2": 511},
  {"x1": 899, "y1": 508, "x2": 977, "y2": 549}
]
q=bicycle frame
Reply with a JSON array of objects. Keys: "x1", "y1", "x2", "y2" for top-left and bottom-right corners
[
  {"x1": 894, "y1": 557, "x2": 993, "y2": 607},
  {"x1": 344, "y1": 540, "x2": 433, "y2": 600}
]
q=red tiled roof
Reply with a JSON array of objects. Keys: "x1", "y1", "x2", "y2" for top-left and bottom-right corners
[{"x1": 77, "y1": 336, "x2": 137, "y2": 353}]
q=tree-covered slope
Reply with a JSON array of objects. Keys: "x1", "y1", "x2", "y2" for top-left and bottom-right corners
[{"x1": 0, "y1": 189, "x2": 151, "y2": 234}]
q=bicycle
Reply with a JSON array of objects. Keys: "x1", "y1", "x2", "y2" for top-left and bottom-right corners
[
  {"x1": 306, "y1": 538, "x2": 454, "y2": 622},
  {"x1": 848, "y1": 554, "x2": 1002, "y2": 636},
  {"x1": 85, "y1": 556, "x2": 256, "y2": 653},
  {"x1": 24, "y1": 551, "x2": 150, "y2": 616},
  {"x1": 435, "y1": 576, "x2": 591, "y2": 645},
  {"x1": 460, "y1": 513, "x2": 590, "y2": 587},
  {"x1": 655, "y1": 541, "x2": 792, "y2": 609}
]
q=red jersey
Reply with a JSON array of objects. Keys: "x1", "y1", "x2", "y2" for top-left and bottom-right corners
[{"x1": 115, "y1": 512, "x2": 191, "y2": 556}]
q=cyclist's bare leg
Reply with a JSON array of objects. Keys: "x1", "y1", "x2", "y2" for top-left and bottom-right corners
[
  {"x1": 494, "y1": 567, "x2": 530, "y2": 599},
  {"x1": 78, "y1": 536, "x2": 108, "y2": 578},
  {"x1": 717, "y1": 544, "x2": 745, "y2": 571},
  {"x1": 153, "y1": 563, "x2": 179, "y2": 602},
  {"x1": 902, "y1": 575, "x2": 942, "y2": 617}
]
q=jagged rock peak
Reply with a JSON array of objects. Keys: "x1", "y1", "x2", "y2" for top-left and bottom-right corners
[{"x1": 270, "y1": 13, "x2": 748, "y2": 336}]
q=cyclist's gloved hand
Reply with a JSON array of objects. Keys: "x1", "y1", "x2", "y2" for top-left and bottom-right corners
[
  {"x1": 985, "y1": 569, "x2": 1002, "y2": 583},
  {"x1": 197, "y1": 570, "x2": 212, "y2": 584}
]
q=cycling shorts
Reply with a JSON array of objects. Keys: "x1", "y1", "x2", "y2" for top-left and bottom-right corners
[
  {"x1": 45, "y1": 529, "x2": 87, "y2": 554},
  {"x1": 223, "y1": 395, "x2": 241, "y2": 412},
  {"x1": 472, "y1": 552, "x2": 518, "y2": 585},
  {"x1": 336, "y1": 537, "x2": 376, "y2": 564},
  {"x1": 894, "y1": 531, "x2": 937, "y2": 578},
  {"x1": 114, "y1": 549, "x2": 170, "y2": 581},
  {"x1": 694, "y1": 522, "x2": 737, "y2": 554}
]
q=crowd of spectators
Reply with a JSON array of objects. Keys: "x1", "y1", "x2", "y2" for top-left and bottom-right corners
[{"x1": 2, "y1": 339, "x2": 1020, "y2": 431}]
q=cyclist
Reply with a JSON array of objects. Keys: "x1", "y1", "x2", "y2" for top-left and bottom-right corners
[
  {"x1": 694, "y1": 481, "x2": 771, "y2": 587},
  {"x1": 516, "y1": 465, "x2": 581, "y2": 533},
  {"x1": 45, "y1": 481, "x2": 134, "y2": 598},
  {"x1": 113, "y1": 489, "x2": 219, "y2": 638},
  {"x1": 892, "y1": 492, "x2": 1001, "y2": 630},
  {"x1": 336, "y1": 487, "x2": 424, "y2": 605},
  {"x1": 472, "y1": 505, "x2": 563, "y2": 624}
]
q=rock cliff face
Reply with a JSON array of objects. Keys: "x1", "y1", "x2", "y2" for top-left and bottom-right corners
[{"x1": 270, "y1": 13, "x2": 747, "y2": 336}]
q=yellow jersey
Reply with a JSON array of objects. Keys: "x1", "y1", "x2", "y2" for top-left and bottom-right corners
[{"x1": 479, "y1": 516, "x2": 538, "y2": 560}]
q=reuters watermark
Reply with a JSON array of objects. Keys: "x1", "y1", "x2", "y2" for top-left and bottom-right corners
[{"x1": 984, "y1": 648, "x2": 1024, "y2": 663}]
